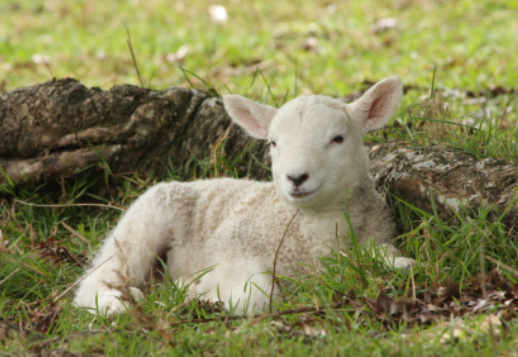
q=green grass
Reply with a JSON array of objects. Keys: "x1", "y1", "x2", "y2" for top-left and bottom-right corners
[
  {"x1": 2, "y1": 0, "x2": 518, "y2": 93},
  {"x1": 2, "y1": 0, "x2": 518, "y2": 355}
]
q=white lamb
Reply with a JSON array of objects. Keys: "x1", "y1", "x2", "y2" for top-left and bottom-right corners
[{"x1": 73, "y1": 76, "x2": 414, "y2": 315}]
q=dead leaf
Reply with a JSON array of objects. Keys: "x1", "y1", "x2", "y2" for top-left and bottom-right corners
[
  {"x1": 372, "y1": 18, "x2": 397, "y2": 34},
  {"x1": 209, "y1": 5, "x2": 228, "y2": 24},
  {"x1": 438, "y1": 318, "x2": 466, "y2": 343},
  {"x1": 32, "y1": 54, "x2": 51, "y2": 65},
  {"x1": 433, "y1": 314, "x2": 502, "y2": 344},
  {"x1": 478, "y1": 314, "x2": 501, "y2": 335},
  {"x1": 302, "y1": 324, "x2": 327, "y2": 338},
  {"x1": 302, "y1": 36, "x2": 319, "y2": 52},
  {"x1": 30, "y1": 304, "x2": 62, "y2": 333},
  {"x1": 165, "y1": 45, "x2": 189, "y2": 63},
  {"x1": 271, "y1": 320, "x2": 291, "y2": 333},
  {"x1": 35, "y1": 236, "x2": 86, "y2": 267},
  {"x1": 472, "y1": 298, "x2": 489, "y2": 312}
]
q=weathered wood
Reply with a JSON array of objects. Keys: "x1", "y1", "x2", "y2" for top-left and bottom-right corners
[
  {"x1": 369, "y1": 143, "x2": 518, "y2": 229},
  {"x1": 1, "y1": 79, "x2": 516, "y2": 228},
  {"x1": 0, "y1": 78, "x2": 269, "y2": 185}
]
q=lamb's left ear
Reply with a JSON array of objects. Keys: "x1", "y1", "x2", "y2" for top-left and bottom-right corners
[
  {"x1": 223, "y1": 95, "x2": 277, "y2": 140},
  {"x1": 347, "y1": 76, "x2": 403, "y2": 133}
]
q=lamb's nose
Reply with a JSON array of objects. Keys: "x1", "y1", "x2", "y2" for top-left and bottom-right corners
[{"x1": 287, "y1": 173, "x2": 309, "y2": 187}]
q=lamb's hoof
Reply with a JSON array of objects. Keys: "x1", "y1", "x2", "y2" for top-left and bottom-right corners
[
  {"x1": 391, "y1": 257, "x2": 415, "y2": 269},
  {"x1": 129, "y1": 286, "x2": 144, "y2": 301},
  {"x1": 93, "y1": 289, "x2": 129, "y2": 315},
  {"x1": 76, "y1": 287, "x2": 144, "y2": 315},
  {"x1": 98, "y1": 287, "x2": 144, "y2": 315}
]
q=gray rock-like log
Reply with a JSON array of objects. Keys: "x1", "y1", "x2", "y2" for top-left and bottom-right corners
[
  {"x1": 1, "y1": 79, "x2": 516, "y2": 229},
  {"x1": 0, "y1": 78, "x2": 268, "y2": 186},
  {"x1": 369, "y1": 143, "x2": 518, "y2": 229}
]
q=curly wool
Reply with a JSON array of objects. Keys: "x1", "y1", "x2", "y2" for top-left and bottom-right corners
[{"x1": 73, "y1": 76, "x2": 413, "y2": 315}]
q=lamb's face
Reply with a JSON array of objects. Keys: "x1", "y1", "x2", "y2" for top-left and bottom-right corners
[
  {"x1": 268, "y1": 96, "x2": 365, "y2": 209},
  {"x1": 223, "y1": 76, "x2": 402, "y2": 210}
]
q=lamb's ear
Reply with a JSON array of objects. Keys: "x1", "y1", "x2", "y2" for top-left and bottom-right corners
[
  {"x1": 347, "y1": 76, "x2": 403, "y2": 133},
  {"x1": 223, "y1": 95, "x2": 277, "y2": 139}
]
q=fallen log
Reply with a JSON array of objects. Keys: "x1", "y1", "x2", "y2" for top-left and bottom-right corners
[
  {"x1": 0, "y1": 78, "x2": 269, "y2": 185},
  {"x1": 370, "y1": 142, "x2": 518, "y2": 229},
  {"x1": 1, "y1": 79, "x2": 516, "y2": 229}
]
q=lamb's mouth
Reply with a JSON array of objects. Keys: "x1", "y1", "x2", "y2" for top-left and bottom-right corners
[{"x1": 289, "y1": 189, "x2": 317, "y2": 199}]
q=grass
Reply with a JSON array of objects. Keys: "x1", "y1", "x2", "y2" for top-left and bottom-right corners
[
  {"x1": 2, "y1": 0, "x2": 518, "y2": 355},
  {"x1": 2, "y1": 1, "x2": 518, "y2": 93}
]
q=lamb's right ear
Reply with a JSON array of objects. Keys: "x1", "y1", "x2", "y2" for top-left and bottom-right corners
[
  {"x1": 223, "y1": 95, "x2": 277, "y2": 140},
  {"x1": 347, "y1": 76, "x2": 403, "y2": 133}
]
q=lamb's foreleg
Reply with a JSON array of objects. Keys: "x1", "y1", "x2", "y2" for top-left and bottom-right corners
[{"x1": 73, "y1": 183, "x2": 174, "y2": 314}]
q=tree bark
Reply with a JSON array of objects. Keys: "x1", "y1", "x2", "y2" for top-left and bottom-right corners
[
  {"x1": 0, "y1": 78, "x2": 270, "y2": 185},
  {"x1": 369, "y1": 143, "x2": 518, "y2": 230},
  {"x1": 1, "y1": 79, "x2": 516, "y2": 228}
]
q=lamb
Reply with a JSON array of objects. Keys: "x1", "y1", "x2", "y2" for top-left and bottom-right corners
[{"x1": 73, "y1": 76, "x2": 414, "y2": 315}]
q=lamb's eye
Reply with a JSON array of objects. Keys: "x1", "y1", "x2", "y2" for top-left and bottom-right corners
[
  {"x1": 331, "y1": 135, "x2": 344, "y2": 144},
  {"x1": 269, "y1": 140, "x2": 277, "y2": 148}
]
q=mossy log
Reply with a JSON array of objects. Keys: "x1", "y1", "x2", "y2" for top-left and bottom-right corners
[{"x1": 0, "y1": 78, "x2": 268, "y2": 185}]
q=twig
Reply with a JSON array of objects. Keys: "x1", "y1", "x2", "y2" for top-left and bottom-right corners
[
  {"x1": 165, "y1": 300, "x2": 191, "y2": 320},
  {"x1": 28, "y1": 329, "x2": 111, "y2": 349},
  {"x1": 51, "y1": 254, "x2": 114, "y2": 304},
  {"x1": 486, "y1": 255, "x2": 518, "y2": 279},
  {"x1": 3, "y1": 254, "x2": 48, "y2": 277},
  {"x1": 170, "y1": 302, "x2": 347, "y2": 327},
  {"x1": 0, "y1": 268, "x2": 20, "y2": 287},
  {"x1": 430, "y1": 65, "x2": 438, "y2": 98},
  {"x1": 269, "y1": 209, "x2": 299, "y2": 313},
  {"x1": 210, "y1": 126, "x2": 231, "y2": 176},
  {"x1": 410, "y1": 265, "x2": 416, "y2": 301},
  {"x1": 480, "y1": 234, "x2": 487, "y2": 298},
  {"x1": 124, "y1": 23, "x2": 144, "y2": 87},
  {"x1": 14, "y1": 199, "x2": 123, "y2": 211},
  {"x1": 62, "y1": 222, "x2": 92, "y2": 252},
  {"x1": 497, "y1": 95, "x2": 515, "y2": 127},
  {"x1": 43, "y1": 61, "x2": 55, "y2": 81}
]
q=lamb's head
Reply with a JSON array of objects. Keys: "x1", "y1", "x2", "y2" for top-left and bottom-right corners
[{"x1": 223, "y1": 77, "x2": 402, "y2": 210}]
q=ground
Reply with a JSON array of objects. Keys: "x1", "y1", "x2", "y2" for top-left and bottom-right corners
[{"x1": 1, "y1": 0, "x2": 518, "y2": 355}]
